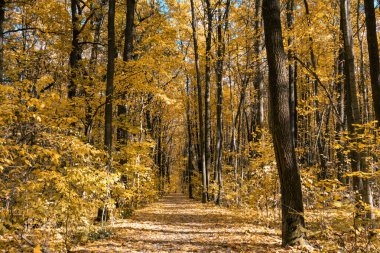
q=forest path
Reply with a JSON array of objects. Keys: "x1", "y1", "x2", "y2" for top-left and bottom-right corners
[{"x1": 74, "y1": 193, "x2": 285, "y2": 252}]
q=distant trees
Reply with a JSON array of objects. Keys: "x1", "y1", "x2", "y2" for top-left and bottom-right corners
[{"x1": 190, "y1": 0, "x2": 207, "y2": 203}]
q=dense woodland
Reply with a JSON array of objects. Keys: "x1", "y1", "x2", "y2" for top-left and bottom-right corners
[{"x1": 1, "y1": 0, "x2": 380, "y2": 251}]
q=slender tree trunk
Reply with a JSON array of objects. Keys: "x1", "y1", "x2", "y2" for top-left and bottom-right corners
[
  {"x1": 215, "y1": 0, "x2": 230, "y2": 205},
  {"x1": 229, "y1": 69, "x2": 236, "y2": 165},
  {"x1": 85, "y1": 0, "x2": 106, "y2": 142},
  {"x1": 286, "y1": 0, "x2": 297, "y2": 147},
  {"x1": 186, "y1": 76, "x2": 194, "y2": 199},
  {"x1": 204, "y1": 0, "x2": 212, "y2": 200},
  {"x1": 341, "y1": 0, "x2": 361, "y2": 193},
  {"x1": 253, "y1": 0, "x2": 264, "y2": 136},
  {"x1": 303, "y1": 0, "x2": 328, "y2": 174},
  {"x1": 357, "y1": 0, "x2": 369, "y2": 122},
  {"x1": 190, "y1": 0, "x2": 207, "y2": 203},
  {"x1": 336, "y1": 47, "x2": 346, "y2": 183},
  {"x1": 98, "y1": 0, "x2": 115, "y2": 223},
  {"x1": 262, "y1": 0, "x2": 306, "y2": 246},
  {"x1": 104, "y1": 0, "x2": 116, "y2": 152},
  {"x1": 157, "y1": 116, "x2": 163, "y2": 193},
  {"x1": 340, "y1": 0, "x2": 373, "y2": 222},
  {"x1": 69, "y1": 0, "x2": 81, "y2": 98},
  {"x1": 0, "y1": 0, "x2": 5, "y2": 83},
  {"x1": 364, "y1": 0, "x2": 380, "y2": 125},
  {"x1": 117, "y1": 0, "x2": 136, "y2": 143}
]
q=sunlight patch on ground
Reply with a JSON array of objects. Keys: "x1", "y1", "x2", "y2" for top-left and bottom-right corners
[{"x1": 73, "y1": 194, "x2": 290, "y2": 252}]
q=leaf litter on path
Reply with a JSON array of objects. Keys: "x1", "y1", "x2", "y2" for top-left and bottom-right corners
[{"x1": 74, "y1": 193, "x2": 295, "y2": 253}]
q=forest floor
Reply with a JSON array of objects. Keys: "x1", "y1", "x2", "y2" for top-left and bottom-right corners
[{"x1": 73, "y1": 193, "x2": 297, "y2": 253}]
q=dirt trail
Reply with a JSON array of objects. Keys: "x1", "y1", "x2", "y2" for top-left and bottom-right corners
[{"x1": 74, "y1": 193, "x2": 285, "y2": 252}]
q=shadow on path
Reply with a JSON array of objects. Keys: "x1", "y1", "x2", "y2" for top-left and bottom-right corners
[{"x1": 74, "y1": 193, "x2": 283, "y2": 253}]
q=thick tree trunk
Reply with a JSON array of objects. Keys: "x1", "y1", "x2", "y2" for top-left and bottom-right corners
[
  {"x1": 123, "y1": 0, "x2": 136, "y2": 62},
  {"x1": 190, "y1": 0, "x2": 207, "y2": 203},
  {"x1": 262, "y1": 0, "x2": 306, "y2": 246},
  {"x1": 364, "y1": 0, "x2": 380, "y2": 125}
]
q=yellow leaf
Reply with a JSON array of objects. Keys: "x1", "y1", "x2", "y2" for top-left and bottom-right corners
[{"x1": 34, "y1": 245, "x2": 42, "y2": 253}]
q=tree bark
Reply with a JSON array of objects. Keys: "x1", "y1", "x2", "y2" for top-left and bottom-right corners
[
  {"x1": 98, "y1": 0, "x2": 115, "y2": 223},
  {"x1": 117, "y1": 0, "x2": 136, "y2": 143},
  {"x1": 186, "y1": 76, "x2": 194, "y2": 199},
  {"x1": 286, "y1": 0, "x2": 297, "y2": 147},
  {"x1": 364, "y1": 0, "x2": 380, "y2": 125},
  {"x1": 85, "y1": 0, "x2": 106, "y2": 142},
  {"x1": 190, "y1": 0, "x2": 207, "y2": 203},
  {"x1": 341, "y1": 0, "x2": 361, "y2": 193},
  {"x1": 215, "y1": 0, "x2": 230, "y2": 205},
  {"x1": 356, "y1": 0, "x2": 369, "y2": 122},
  {"x1": 123, "y1": 0, "x2": 136, "y2": 62},
  {"x1": 68, "y1": 0, "x2": 81, "y2": 98},
  {"x1": 0, "y1": 0, "x2": 5, "y2": 83},
  {"x1": 340, "y1": 0, "x2": 374, "y2": 222},
  {"x1": 104, "y1": 0, "x2": 116, "y2": 151},
  {"x1": 336, "y1": 47, "x2": 346, "y2": 183},
  {"x1": 204, "y1": 0, "x2": 212, "y2": 200},
  {"x1": 254, "y1": 0, "x2": 264, "y2": 131},
  {"x1": 262, "y1": 0, "x2": 306, "y2": 246}
]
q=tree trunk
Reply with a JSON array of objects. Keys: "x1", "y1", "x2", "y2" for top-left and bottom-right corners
[
  {"x1": 190, "y1": 0, "x2": 207, "y2": 203},
  {"x1": 123, "y1": 0, "x2": 136, "y2": 62},
  {"x1": 68, "y1": 0, "x2": 81, "y2": 98},
  {"x1": 104, "y1": 0, "x2": 116, "y2": 152},
  {"x1": 215, "y1": 0, "x2": 230, "y2": 205},
  {"x1": 364, "y1": 0, "x2": 380, "y2": 125},
  {"x1": 262, "y1": 0, "x2": 306, "y2": 246},
  {"x1": 253, "y1": 0, "x2": 264, "y2": 141},
  {"x1": 117, "y1": 0, "x2": 136, "y2": 143},
  {"x1": 341, "y1": 0, "x2": 361, "y2": 195},
  {"x1": 204, "y1": 0, "x2": 212, "y2": 200},
  {"x1": 340, "y1": 0, "x2": 374, "y2": 222},
  {"x1": 356, "y1": 0, "x2": 369, "y2": 122},
  {"x1": 286, "y1": 0, "x2": 297, "y2": 147},
  {"x1": 336, "y1": 47, "x2": 346, "y2": 183},
  {"x1": 98, "y1": 0, "x2": 115, "y2": 223},
  {"x1": 0, "y1": 0, "x2": 5, "y2": 83},
  {"x1": 85, "y1": 0, "x2": 106, "y2": 142},
  {"x1": 186, "y1": 76, "x2": 194, "y2": 199}
]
